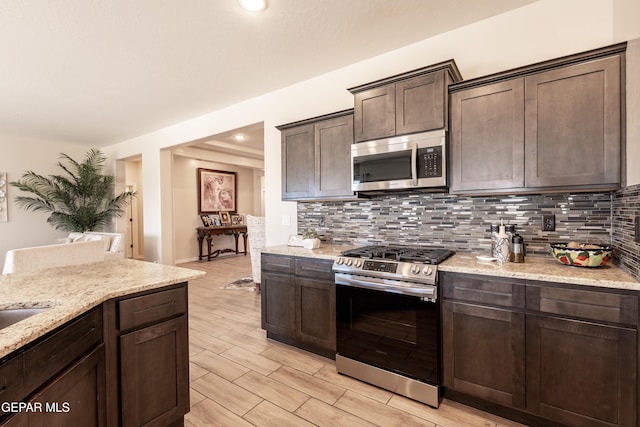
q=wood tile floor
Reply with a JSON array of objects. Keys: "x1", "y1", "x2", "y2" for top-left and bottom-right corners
[{"x1": 179, "y1": 255, "x2": 527, "y2": 427}]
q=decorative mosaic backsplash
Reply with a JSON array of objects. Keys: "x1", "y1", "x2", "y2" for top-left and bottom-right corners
[
  {"x1": 297, "y1": 191, "x2": 614, "y2": 257},
  {"x1": 298, "y1": 187, "x2": 640, "y2": 280},
  {"x1": 613, "y1": 184, "x2": 640, "y2": 279}
]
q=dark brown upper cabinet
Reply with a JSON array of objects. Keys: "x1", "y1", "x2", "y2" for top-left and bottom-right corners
[
  {"x1": 449, "y1": 42, "x2": 626, "y2": 194},
  {"x1": 349, "y1": 60, "x2": 462, "y2": 142},
  {"x1": 278, "y1": 109, "x2": 358, "y2": 201}
]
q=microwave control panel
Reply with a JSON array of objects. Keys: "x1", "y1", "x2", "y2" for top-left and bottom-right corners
[{"x1": 418, "y1": 146, "x2": 443, "y2": 178}]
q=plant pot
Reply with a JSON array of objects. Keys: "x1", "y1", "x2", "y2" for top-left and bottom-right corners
[{"x1": 302, "y1": 238, "x2": 320, "y2": 250}]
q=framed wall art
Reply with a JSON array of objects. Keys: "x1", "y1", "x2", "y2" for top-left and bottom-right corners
[{"x1": 197, "y1": 168, "x2": 237, "y2": 214}]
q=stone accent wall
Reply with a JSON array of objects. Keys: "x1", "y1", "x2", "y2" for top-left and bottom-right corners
[{"x1": 298, "y1": 191, "x2": 613, "y2": 257}]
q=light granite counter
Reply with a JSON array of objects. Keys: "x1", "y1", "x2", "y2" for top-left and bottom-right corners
[
  {"x1": 262, "y1": 244, "x2": 640, "y2": 291},
  {"x1": 261, "y1": 244, "x2": 355, "y2": 260},
  {"x1": 0, "y1": 259, "x2": 205, "y2": 359},
  {"x1": 441, "y1": 254, "x2": 640, "y2": 291}
]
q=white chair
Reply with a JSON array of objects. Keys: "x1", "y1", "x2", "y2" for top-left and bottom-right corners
[
  {"x1": 2, "y1": 240, "x2": 106, "y2": 274},
  {"x1": 246, "y1": 215, "x2": 265, "y2": 292}
]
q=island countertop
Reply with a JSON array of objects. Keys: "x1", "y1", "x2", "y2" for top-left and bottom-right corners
[
  {"x1": 0, "y1": 259, "x2": 205, "y2": 359},
  {"x1": 261, "y1": 244, "x2": 640, "y2": 291}
]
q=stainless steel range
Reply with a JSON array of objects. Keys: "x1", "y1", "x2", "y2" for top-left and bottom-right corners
[{"x1": 333, "y1": 245, "x2": 454, "y2": 408}]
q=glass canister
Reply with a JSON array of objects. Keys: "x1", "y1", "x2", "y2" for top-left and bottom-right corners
[{"x1": 512, "y1": 234, "x2": 525, "y2": 263}]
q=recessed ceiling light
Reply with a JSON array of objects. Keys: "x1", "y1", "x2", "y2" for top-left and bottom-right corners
[
  {"x1": 238, "y1": 0, "x2": 267, "y2": 12},
  {"x1": 234, "y1": 133, "x2": 246, "y2": 141}
]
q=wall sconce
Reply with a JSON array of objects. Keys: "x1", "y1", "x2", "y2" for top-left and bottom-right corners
[{"x1": 0, "y1": 172, "x2": 7, "y2": 222}]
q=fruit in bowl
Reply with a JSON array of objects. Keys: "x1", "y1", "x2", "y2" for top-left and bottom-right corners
[{"x1": 550, "y1": 242, "x2": 612, "y2": 267}]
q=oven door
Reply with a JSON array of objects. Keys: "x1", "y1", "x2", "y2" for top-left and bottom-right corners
[{"x1": 336, "y1": 283, "x2": 440, "y2": 385}]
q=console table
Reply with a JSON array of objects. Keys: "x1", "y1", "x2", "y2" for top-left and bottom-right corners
[{"x1": 197, "y1": 225, "x2": 248, "y2": 261}]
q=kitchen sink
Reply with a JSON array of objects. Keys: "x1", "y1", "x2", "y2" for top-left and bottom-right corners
[{"x1": 0, "y1": 307, "x2": 49, "y2": 330}]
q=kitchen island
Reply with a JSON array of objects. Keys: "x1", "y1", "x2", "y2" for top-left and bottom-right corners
[{"x1": 0, "y1": 259, "x2": 204, "y2": 426}]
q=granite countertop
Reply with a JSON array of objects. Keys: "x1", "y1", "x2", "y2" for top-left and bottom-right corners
[
  {"x1": 439, "y1": 254, "x2": 640, "y2": 291},
  {"x1": 261, "y1": 244, "x2": 640, "y2": 291},
  {"x1": 0, "y1": 259, "x2": 205, "y2": 359},
  {"x1": 261, "y1": 244, "x2": 355, "y2": 260}
]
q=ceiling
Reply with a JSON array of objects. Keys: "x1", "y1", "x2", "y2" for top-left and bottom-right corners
[{"x1": 0, "y1": 0, "x2": 537, "y2": 155}]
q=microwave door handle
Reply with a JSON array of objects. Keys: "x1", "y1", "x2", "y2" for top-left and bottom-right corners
[{"x1": 411, "y1": 142, "x2": 418, "y2": 185}]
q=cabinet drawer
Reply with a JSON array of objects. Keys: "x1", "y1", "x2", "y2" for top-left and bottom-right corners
[
  {"x1": 0, "y1": 354, "x2": 24, "y2": 418},
  {"x1": 262, "y1": 254, "x2": 294, "y2": 274},
  {"x1": 295, "y1": 258, "x2": 333, "y2": 280},
  {"x1": 24, "y1": 306, "x2": 102, "y2": 394},
  {"x1": 441, "y1": 273, "x2": 525, "y2": 308},
  {"x1": 119, "y1": 285, "x2": 187, "y2": 331},
  {"x1": 526, "y1": 285, "x2": 638, "y2": 325}
]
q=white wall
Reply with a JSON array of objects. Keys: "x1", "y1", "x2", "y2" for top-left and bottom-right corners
[
  {"x1": 106, "y1": 0, "x2": 635, "y2": 262},
  {"x1": 172, "y1": 154, "x2": 258, "y2": 263},
  {"x1": 0, "y1": 137, "x2": 93, "y2": 266}
]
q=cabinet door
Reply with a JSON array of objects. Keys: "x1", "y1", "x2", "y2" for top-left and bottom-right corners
[
  {"x1": 449, "y1": 79, "x2": 525, "y2": 192},
  {"x1": 296, "y1": 277, "x2": 336, "y2": 352},
  {"x1": 353, "y1": 85, "x2": 395, "y2": 142},
  {"x1": 525, "y1": 55, "x2": 621, "y2": 188},
  {"x1": 442, "y1": 301, "x2": 525, "y2": 408},
  {"x1": 526, "y1": 314, "x2": 636, "y2": 427},
  {"x1": 281, "y1": 123, "x2": 315, "y2": 199},
  {"x1": 396, "y1": 71, "x2": 445, "y2": 135},
  {"x1": 314, "y1": 114, "x2": 354, "y2": 198},
  {"x1": 120, "y1": 316, "x2": 189, "y2": 427},
  {"x1": 261, "y1": 271, "x2": 296, "y2": 337},
  {"x1": 27, "y1": 345, "x2": 106, "y2": 427}
]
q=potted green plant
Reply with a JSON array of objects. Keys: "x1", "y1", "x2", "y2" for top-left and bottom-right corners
[
  {"x1": 10, "y1": 148, "x2": 133, "y2": 232},
  {"x1": 302, "y1": 228, "x2": 321, "y2": 249}
]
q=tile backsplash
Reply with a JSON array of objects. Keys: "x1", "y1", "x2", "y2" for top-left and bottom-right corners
[
  {"x1": 298, "y1": 191, "x2": 613, "y2": 256},
  {"x1": 613, "y1": 184, "x2": 640, "y2": 279},
  {"x1": 299, "y1": 187, "x2": 640, "y2": 280}
]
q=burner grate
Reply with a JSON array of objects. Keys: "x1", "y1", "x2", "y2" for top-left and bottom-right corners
[{"x1": 341, "y1": 245, "x2": 454, "y2": 264}]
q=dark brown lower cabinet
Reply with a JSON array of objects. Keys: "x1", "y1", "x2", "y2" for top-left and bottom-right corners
[
  {"x1": 442, "y1": 301, "x2": 525, "y2": 408},
  {"x1": 120, "y1": 316, "x2": 189, "y2": 427},
  {"x1": 526, "y1": 314, "x2": 637, "y2": 427},
  {"x1": 296, "y1": 276, "x2": 336, "y2": 351},
  {"x1": 0, "y1": 309, "x2": 105, "y2": 427},
  {"x1": 441, "y1": 272, "x2": 638, "y2": 427},
  {"x1": 261, "y1": 254, "x2": 336, "y2": 358},
  {"x1": 261, "y1": 270, "x2": 296, "y2": 337},
  {"x1": 27, "y1": 345, "x2": 106, "y2": 427}
]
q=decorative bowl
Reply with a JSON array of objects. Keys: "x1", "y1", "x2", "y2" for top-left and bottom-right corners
[{"x1": 550, "y1": 242, "x2": 612, "y2": 267}]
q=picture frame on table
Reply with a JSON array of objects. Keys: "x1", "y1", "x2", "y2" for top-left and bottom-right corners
[
  {"x1": 220, "y1": 211, "x2": 231, "y2": 225},
  {"x1": 231, "y1": 214, "x2": 244, "y2": 225},
  {"x1": 197, "y1": 168, "x2": 237, "y2": 214},
  {"x1": 210, "y1": 214, "x2": 222, "y2": 227},
  {"x1": 200, "y1": 214, "x2": 212, "y2": 227}
]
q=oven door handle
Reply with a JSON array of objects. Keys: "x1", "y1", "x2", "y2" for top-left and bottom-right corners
[
  {"x1": 335, "y1": 274, "x2": 436, "y2": 299},
  {"x1": 411, "y1": 142, "x2": 418, "y2": 186}
]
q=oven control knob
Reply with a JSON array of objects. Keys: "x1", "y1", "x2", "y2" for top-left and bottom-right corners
[
  {"x1": 410, "y1": 265, "x2": 421, "y2": 275},
  {"x1": 345, "y1": 259, "x2": 353, "y2": 266},
  {"x1": 354, "y1": 259, "x2": 363, "y2": 268},
  {"x1": 424, "y1": 267, "x2": 433, "y2": 276},
  {"x1": 336, "y1": 258, "x2": 344, "y2": 265}
]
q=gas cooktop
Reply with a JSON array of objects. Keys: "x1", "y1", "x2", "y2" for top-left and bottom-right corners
[{"x1": 340, "y1": 245, "x2": 454, "y2": 265}]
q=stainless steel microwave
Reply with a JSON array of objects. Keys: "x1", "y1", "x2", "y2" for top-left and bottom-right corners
[{"x1": 351, "y1": 129, "x2": 446, "y2": 192}]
